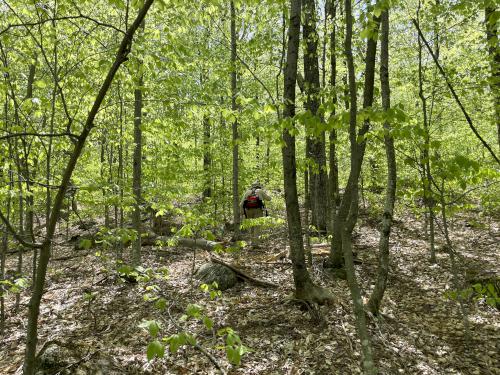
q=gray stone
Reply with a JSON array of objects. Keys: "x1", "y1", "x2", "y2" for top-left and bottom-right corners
[{"x1": 195, "y1": 263, "x2": 238, "y2": 291}]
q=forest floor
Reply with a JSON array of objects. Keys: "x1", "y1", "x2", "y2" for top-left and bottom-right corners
[{"x1": 0, "y1": 208, "x2": 499, "y2": 375}]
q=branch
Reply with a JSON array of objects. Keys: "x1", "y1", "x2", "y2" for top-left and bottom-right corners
[
  {"x1": 0, "y1": 211, "x2": 43, "y2": 249},
  {"x1": 412, "y1": 19, "x2": 500, "y2": 166},
  {"x1": 0, "y1": 132, "x2": 79, "y2": 141},
  {"x1": 0, "y1": 14, "x2": 125, "y2": 37}
]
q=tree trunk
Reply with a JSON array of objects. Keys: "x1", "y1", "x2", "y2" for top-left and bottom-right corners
[
  {"x1": 230, "y1": 0, "x2": 241, "y2": 237},
  {"x1": 303, "y1": 0, "x2": 327, "y2": 232},
  {"x1": 203, "y1": 113, "x2": 212, "y2": 198},
  {"x1": 132, "y1": 20, "x2": 145, "y2": 267},
  {"x1": 22, "y1": 4, "x2": 154, "y2": 372},
  {"x1": 282, "y1": 0, "x2": 333, "y2": 303},
  {"x1": 367, "y1": 8, "x2": 396, "y2": 316},
  {"x1": 416, "y1": 3, "x2": 436, "y2": 263},
  {"x1": 230, "y1": 0, "x2": 240, "y2": 233},
  {"x1": 337, "y1": 0, "x2": 379, "y2": 373},
  {"x1": 485, "y1": 5, "x2": 500, "y2": 149},
  {"x1": 328, "y1": 0, "x2": 340, "y2": 233}
]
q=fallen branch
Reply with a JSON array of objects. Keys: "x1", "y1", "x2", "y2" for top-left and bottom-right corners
[{"x1": 210, "y1": 256, "x2": 279, "y2": 288}]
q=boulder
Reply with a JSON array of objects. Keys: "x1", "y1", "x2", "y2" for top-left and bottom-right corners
[{"x1": 195, "y1": 263, "x2": 238, "y2": 291}]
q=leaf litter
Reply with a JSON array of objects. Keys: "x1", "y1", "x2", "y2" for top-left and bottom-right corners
[{"x1": 0, "y1": 210, "x2": 498, "y2": 374}]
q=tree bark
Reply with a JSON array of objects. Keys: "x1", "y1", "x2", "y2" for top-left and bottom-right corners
[
  {"x1": 416, "y1": 4, "x2": 436, "y2": 264},
  {"x1": 22, "y1": 3, "x2": 155, "y2": 373},
  {"x1": 337, "y1": 0, "x2": 379, "y2": 373},
  {"x1": 132, "y1": 20, "x2": 145, "y2": 267},
  {"x1": 328, "y1": 0, "x2": 340, "y2": 233},
  {"x1": 485, "y1": 5, "x2": 500, "y2": 149},
  {"x1": 230, "y1": 0, "x2": 241, "y2": 236},
  {"x1": 203, "y1": 113, "x2": 212, "y2": 198},
  {"x1": 282, "y1": 0, "x2": 333, "y2": 304},
  {"x1": 367, "y1": 8, "x2": 396, "y2": 316},
  {"x1": 303, "y1": 0, "x2": 327, "y2": 232}
]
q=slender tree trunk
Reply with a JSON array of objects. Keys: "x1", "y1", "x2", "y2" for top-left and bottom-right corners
[
  {"x1": 24, "y1": 62, "x2": 36, "y2": 280},
  {"x1": 230, "y1": 0, "x2": 241, "y2": 236},
  {"x1": 367, "y1": 8, "x2": 396, "y2": 316},
  {"x1": 303, "y1": 0, "x2": 327, "y2": 232},
  {"x1": 416, "y1": 4, "x2": 436, "y2": 263},
  {"x1": 0, "y1": 149, "x2": 13, "y2": 336},
  {"x1": 203, "y1": 113, "x2": 212, "y2": 198},
  {"x1": 338, "y1": 0, "x2": 379, "y2": 372},
  {"x1": 328, "y1": 0, "x2": 340, "y2": 233},
  {"x1": 283, "y1": 0, "x2": 314, "y2": 296},
  {"x1": 101, "y1": 134, "x2": 111, "y2": 227},
  {"x1": 132, "y1": 20, "x2": 145, "y2": 267},
  {"x1": 118, "y1": 83, "x2": 125, "y2": 231},
  {"x1": 485, "y1": 5, "x2": 500, "y2": 149},
  {"x1": 437, "y1": 181, "x2": 471, "y2": 344},
  {"x1": 22, "y1": 4, "x2": 154, "y2": 372}
]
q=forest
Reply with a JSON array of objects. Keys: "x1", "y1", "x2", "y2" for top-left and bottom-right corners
[{"x1": 0, "y1": 0, "x2": 499, "y2": 374}]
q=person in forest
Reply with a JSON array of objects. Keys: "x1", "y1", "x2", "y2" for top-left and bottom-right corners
[{"x1": 241, "y1": 181, "x2": 272, "y2": 246}]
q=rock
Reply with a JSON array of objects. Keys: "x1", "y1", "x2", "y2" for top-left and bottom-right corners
[
  {"x1": 195, "y1": 263, "x2": 238, "y2": 291},
  {"x1": 36, "y1": 345, "x2": 72, "y2": 374}
]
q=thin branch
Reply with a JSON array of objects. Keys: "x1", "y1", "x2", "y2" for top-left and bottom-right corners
[
  {"x1": 412, "y1": 19, "x2": 500, "y2": 166},
  {"x1": 0, "y1": 132, "x2": 79, "y2": 141},
  {"x1": 0, "y1": 14, "x2": 125, "y2": 37},
  {"x1": 0, "y1": 211, "x2": 43, "y2": 249}
]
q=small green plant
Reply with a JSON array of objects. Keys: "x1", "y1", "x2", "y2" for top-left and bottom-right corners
[
  {"x1": 445, "y1": 281, "x2": 500, "y2": 309},
  {"x1": 200, "y1": 282, "x2": 222, "y2": 300},
  {"x1": 0, "y1": 275, "x2": 29, "y2": 295},
  {"x1": 140, "y1": 290, "x2": 250, "y2": 367},
  {"x1": 216, "y1": 327, "x2": 251, "y2": 366}
]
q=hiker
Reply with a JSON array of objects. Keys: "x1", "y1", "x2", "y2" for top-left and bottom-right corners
[
  {"x1": 241, "y1": 181, "x2": 272, "y2": 246},
  {"x1": 241, "y1": 181, "x2": 272, "y2": 218}
]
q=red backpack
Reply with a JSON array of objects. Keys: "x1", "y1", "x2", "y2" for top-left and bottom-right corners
[{"x1": 244, "y1": 188, "x2": 262, "y2": 209}]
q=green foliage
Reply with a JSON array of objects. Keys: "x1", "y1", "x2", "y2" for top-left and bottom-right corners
[
  {"x1": 0, "y1": 275, "x2": 29, "y2": 295},
  {"x1": 200, "y1": 282, "x2": 222, "y2": 300},
  {"x1": 217, "y1": 327, "x2": 251, "y2": 366},
  {"x1": 445, "y1": 281, "x2": 500, "y2": 309}
]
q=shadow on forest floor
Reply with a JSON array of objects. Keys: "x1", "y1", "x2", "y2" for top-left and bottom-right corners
[{"x1": 0, "y1": 209, "x2": 499, "y2": 374}]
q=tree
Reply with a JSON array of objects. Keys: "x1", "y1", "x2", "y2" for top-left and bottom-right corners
[
  {"x1": 282, "y1": 0, "x2": 333, "y2": 303},
  {"x1": 230, "y1": 0, "x2": 241, "y2": 237},
  {"x1": 367, "y1": 6, "x2": 397, "y2": 316},
  {"x1": 485, "y1": 2, "x2": 500, "y2": 148},
  {"x1": 132, "y1": 20, "x2": 146, "y2": 267},
  {"x1": 303, "y1": 0, "x2": 327, "y2": 232},
  {"x1": 0, "y1": 2, "x2": 157, "y2": 373}
]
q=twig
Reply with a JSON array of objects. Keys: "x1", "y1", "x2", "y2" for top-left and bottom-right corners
[
  {"x1": 0, "y1": 13, "x2": 125, "y2": 37},
  {"x1": 0, "y1": 132, "x2": 79, "y2": 141}
]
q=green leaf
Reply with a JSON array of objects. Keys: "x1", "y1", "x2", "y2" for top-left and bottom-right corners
[
  {"x1": 168, "y1": 334, "x2": 183, "y2": 353},
  {"x1": 203, "y1": 316, "x2": 213, "y2": 330},
  {"x1": 186, "y1": 303, "x2": 202, "y2": 318},
  {"x1": 139, "y1": 320, "x2": 161, "y2": 338},
  {"x1": 34, "y1": 80, "x2": 47, "y2": 89},
  {"x1": 155, "y1": 298, "x2": 167, "y2": 311},
  {"x1": 146, "y1": 340, "x2": 165, "y2": 361},
  {"x1": 226, "y1": 346, "x2": 241, "y2": 365}
]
